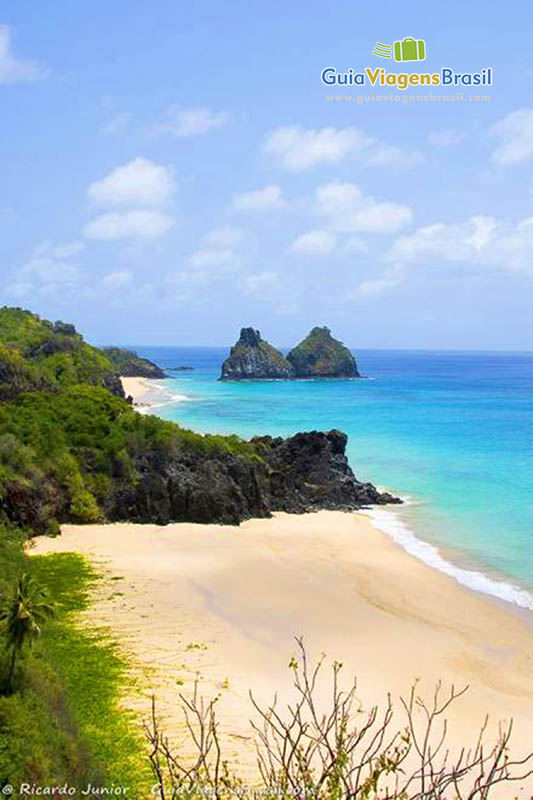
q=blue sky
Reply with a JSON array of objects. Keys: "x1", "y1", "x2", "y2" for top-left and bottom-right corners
[{"x1": 1, "y1": 0, "x2": 533, "y2": 348}]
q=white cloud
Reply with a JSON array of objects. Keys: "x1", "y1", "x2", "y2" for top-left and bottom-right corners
[
  {"x1": 263, "y1": 125, "x2": 422, "y2": 170},
  {"x1": 101, "y1": 270, "x2": 133, "y2": 288},
  {"x1": 188, "y1": 248, "x2": 238, "y2": 269},
  {"x1": 4, "y1": 281, "x2": 33, "y2": 299},
  {"x1": 290, "y1": 230, "x2": 336, "y2": 256},
  {"x1": 185, "y1": 227, "x2": 250, "y2": 278},
  {"x1": 154, "y1": 106, "x2": 229, "y2": 137},
  {"x1": 428, "y1": 128, "x2": 465, "y2": 147},
  {"x1": 356, "y1": 266, "x2": 405, "y2": 297},
  {"x1": 100, "y1": 113, "x2": 133, "y2": 136},
  {"x1": 202, "y1": 226, "x2": 247, "y2": 248},
  {"x1": 232, "y1": 185, "x2": 285, "y2": 212},
  {"x1": 34, "y1": 241, "x2": 85, "y2": 260},
  {"x1": 491, "y1": 109, "x2": 533, "y2": 166},
  {"x1": 83, "y1": 210, "x2": 174, "y2": 240},
  {"x1": 387, "y1": 214, "x2": 533, "y2": 276},
  {"x1": 88, "y1": 158, "x2": 175, "y2": 207},
  {"x1": 343, "y1": 236, "x2": 368, "y2": 254},
  {"x1": 242, "y1": 270, "x2": 280, "y2": 293},
  {"x1": 0, "y1": 25, "x2": 48, "y2": 83},
  {"x1": 4, "y1": 242, "x2": 84, "y2": 298},
  {"x1": 314, "y1": 181, "x2": 412, "y2": 234}
]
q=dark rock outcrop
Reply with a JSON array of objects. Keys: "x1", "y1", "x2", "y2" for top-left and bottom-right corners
[
  {"x1": 221, "y1": 326, "x2": 360, "y2": 380},
  {"x1": 107, "y1": 428, "x2": 400, "y2": 526},
  {"x1": 287, "y1": 327, "x2": 360, "y2": 378},
  {"x1": 254, "y1": 430, "x2": 399, "y2": 512},
  {"x1": 220, "y1": 328, "x2": 293, "y2": 380},
  {"x1": 102, "y1": 347, "x2": 166, "y2": 379}
]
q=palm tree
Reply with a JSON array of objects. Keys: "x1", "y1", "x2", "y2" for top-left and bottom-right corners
[{"x1": 1, "y1": 573, "x2": 55, "y2": 692}]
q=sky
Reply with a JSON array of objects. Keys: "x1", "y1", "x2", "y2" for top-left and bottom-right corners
[{"x1": 1, "y1": 0, "x2": 533, "y2": 349}]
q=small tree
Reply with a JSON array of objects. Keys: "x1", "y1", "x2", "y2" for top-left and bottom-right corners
[{"x1": 1, "y1": 572, "x2": 55, "y2": 692}]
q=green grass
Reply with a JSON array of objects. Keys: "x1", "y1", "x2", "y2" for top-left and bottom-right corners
[{"x1": 0, "y1": 551, "x2": 152, "y2": 794}]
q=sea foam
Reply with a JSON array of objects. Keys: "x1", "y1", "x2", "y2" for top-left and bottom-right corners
[{"x1": 362, "y1": 506, "x2": 533, "y2": 612}]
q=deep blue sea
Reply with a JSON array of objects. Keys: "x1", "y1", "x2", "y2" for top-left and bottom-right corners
[{"x1": 131, "y1": 347, "x2": 533, "y2": 609}]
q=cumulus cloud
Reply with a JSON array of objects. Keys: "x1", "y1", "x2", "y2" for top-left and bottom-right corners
[
  {"x1": 88, "y1": 157, "x2": 175, "y2": 207},
  {"x1": 101, "y1": 270, "x2": 133, "y2": 288},
  {"x1": 263, "y1": 125, "x2": 422, "y2": 170},
  {"x1": 343, "y1": 236, "x2": 368, "y2": 254},
  {"x1": 0, "y1": 25, "x2": 48, "y2": 83},
  {"x1": 490, "y1": 109, "x2": 533, "y2": 166},
  {"x1": 314, "y1": 181, "x2": 413, "y2": 234},
  {"x1": 154, "y1": 106, "x2": 229, "y2": 137},
  {"x1": 201, "y1": 226, "x2": 247, "y2": 248},
  {"x1": 100, "y1": 113, "x2": 133, "y2": 136},
  {"x1": 232, "y1": 185, "x2": 285, "y2": 212},
  {"x1": 3, "y1": 241, "x2": 84, "y2": 298},
  {"x1": 185, "y1": 227, "x2": 249, "y2": 276},
  {"x1": 242, "y1": 270, "x2": 280, "y2": 293},
  {"x1": 387, "y1": 214, "x2": 533, "y2": 276},
  {"x1": 428, "y1": 128, "x2": 465, "y2": 147},
  {"x1": 356, "y1": 265, "x2": 405, "y2": 297},
  {"x1": 188, "y1": 248, "x2": 238, "y2": 269},
  {"x1": 290, "y1": 230, "x2": 336, "y2": 256},
  {"x1": 83, "y1": 210, "x2": 174, "y2": 240}
]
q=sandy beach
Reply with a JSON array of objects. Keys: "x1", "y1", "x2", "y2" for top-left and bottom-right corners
[
  {"x1": 31, "y1": 510, "x2": 533, "y2": 786},
  {"x1": 120, "y1": 376, "x2": 154, "y2": 406}
]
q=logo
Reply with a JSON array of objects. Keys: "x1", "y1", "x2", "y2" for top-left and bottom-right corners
[
  {"x1": 373, "y1": 38, "x2": 426, "y2": 62},
  {"x1": 321, "y1": 36, "x2": 492, "y2": 90}
]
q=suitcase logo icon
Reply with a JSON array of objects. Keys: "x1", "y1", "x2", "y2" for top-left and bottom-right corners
[
  {"x1": 372, "y1": 37, "x2": 426, "y2": 62},
  {"x1": 394, "y1": 38, "x2": 426, "y2": 62}
]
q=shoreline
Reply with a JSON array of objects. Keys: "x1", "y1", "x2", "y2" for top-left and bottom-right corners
[
  {"x1": 30, "y1": 510, "x2": 533, "y2": 784},
  {"x1": 122, "y1": 373, "x2": 533, "y2": 615},
  {"x1": 120, "y1": 375, "x2": 189, "y2": 414}
]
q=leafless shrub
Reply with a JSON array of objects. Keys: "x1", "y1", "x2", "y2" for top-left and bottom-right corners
[{"x1": 145, "y1": 637, "x2": 533, "y2": 799}]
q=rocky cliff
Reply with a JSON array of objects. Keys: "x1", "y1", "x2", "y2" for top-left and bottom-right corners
[
  {"x1": 220, "y1": 327, "x2": 293, "y2": 380},
  {"x1": 0, "y1": 307, "x2": 399, "y2": 535},
  {"x1": 287, "y1": 327, "x2": 360, "y2": 378},
  {"x1": 102, "y1": 347, "x2": 166, "y2": 379},
  {"x1": 109, "y1": 428, "x2": 400, "y2": 526}
]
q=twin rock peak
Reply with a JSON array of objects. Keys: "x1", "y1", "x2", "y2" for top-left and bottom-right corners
[{"x1": 220, "y1": 326, "x2": 360, "y2": 380}]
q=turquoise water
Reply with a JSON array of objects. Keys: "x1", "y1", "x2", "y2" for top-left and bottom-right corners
[{"x1": 133, "y1": 347, "x2": 533, "y2": 607}]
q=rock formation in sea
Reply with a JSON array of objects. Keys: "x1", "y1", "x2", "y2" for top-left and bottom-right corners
[
  {"x1": 220, "y1": 327, "x2": 293, "y2": 380},
  {"x1": 221, "y1": 326, "x2": 360, "y2": 380},
  {"x1": 287, "y1": 326, "x2": 360, "y2": 378}
]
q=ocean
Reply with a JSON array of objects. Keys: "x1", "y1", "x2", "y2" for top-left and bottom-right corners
[{"x1": 131, "y1": 346, "x2": 533, "y2": 610}]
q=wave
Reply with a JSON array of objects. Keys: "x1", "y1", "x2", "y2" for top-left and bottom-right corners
[
  {"x1": 138, "y1": 380, "x2": 192, "y2": 414},
  {"x1": 362, "y1": 506, "x2": 533, "y2": 611}
]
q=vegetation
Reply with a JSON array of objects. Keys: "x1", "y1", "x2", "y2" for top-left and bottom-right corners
[
  {"x1": 1, "y1": 572, "x2": 55, "y2": 692},
  {"x1": 0, "y1": 550, "x2": 150, "y2": 791},
  {"x1": 102, "y1": 347, "x2": 166, "y2": 378},
  {"x1": 146, "y1": 638, "x2": 533, "y2": 799},
  {"x1": 0, "y1": 307, "x2": 119, "y2": 394},
  {"x1": 287, "y1": 326, "x2": 360, "y2": 378},
  {"x1": 0, "y1": 305, "x2": 261, "y2": 788}
]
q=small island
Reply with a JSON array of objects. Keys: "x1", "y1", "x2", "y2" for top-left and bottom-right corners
[
  {"x1": 288, "y1": 326, "x2": 360, "y2": 378},
  {"x1": 220, "y1": 327, "x2": 293, "y2": 380},
  {"x1": 220, "y1": 326, "x2": 360, "y2": 380}
]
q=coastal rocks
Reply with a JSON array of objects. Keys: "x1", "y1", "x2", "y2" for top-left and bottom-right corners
[
  {"x1": 254, "y1": 430, "x2": 400, "y2": 512},
  {"x1": 221, "y1": 326, "x2": 360, "y2": 379},
  {"x1": 102, "y1": 347, "x2": 166, "y2": 379},
  {"x1": 287, "y1": 327, "x2": 360, "y2": 378},
  {"x1": 220, "y1": 327, "x2": 293, "y2": 380},
  {"x1": 108, "y1": 428, "x2": 401, "y2": 526}
]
